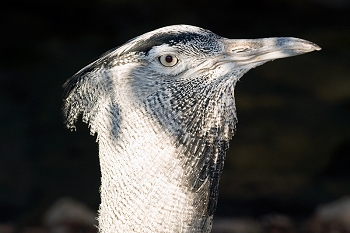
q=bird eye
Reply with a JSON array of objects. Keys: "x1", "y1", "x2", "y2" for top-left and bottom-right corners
[
  {"x1": 232, "y1": 46, "x2": 250, "y2": 54},
  {"x1": 159, "y1": 55, "x2": 178, "y2": 67}
]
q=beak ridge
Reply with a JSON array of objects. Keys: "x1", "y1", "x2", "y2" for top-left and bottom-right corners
[{"x1": 223, "y1": 37, "x2": 321, "y2": 64}]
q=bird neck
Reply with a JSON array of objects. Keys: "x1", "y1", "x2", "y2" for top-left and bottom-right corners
[
  {"x1": 96, "y1": 104, "x2": 213, "y2": 232},
  {"x1": 95, "y1": 76, "x2": 237, "y2": 232}
]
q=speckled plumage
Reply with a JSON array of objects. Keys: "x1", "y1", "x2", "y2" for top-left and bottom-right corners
[{"x1": 63, "y1": 25, "x2": 320, "y2": 232}]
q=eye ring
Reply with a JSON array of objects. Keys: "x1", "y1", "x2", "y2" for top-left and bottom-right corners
[{"x1": 159, "y1": 54, "x2": 179, "y2": 67}]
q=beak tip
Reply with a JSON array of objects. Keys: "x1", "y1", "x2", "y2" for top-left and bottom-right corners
[
  {"x1": 305, "y1": 40, "x2": 321, "y2": 52},
  {"x1": 313, "y1": 44, "x2": 322, "y2": 51}
]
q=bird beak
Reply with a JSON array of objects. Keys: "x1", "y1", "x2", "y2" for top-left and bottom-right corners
[{"x1": 222, "y1": 37, "x2": 321, "y2": 65}]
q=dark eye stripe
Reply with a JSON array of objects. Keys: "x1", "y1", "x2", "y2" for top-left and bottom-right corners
[{"x1": 123, "y1": 31, "x2": 220, "y2": 55}]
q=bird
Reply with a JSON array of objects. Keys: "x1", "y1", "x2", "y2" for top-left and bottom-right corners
[{"x1": 63, "y1": 25, "x2": 320, "y2": 233}]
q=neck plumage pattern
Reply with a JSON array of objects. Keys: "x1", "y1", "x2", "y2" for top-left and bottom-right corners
[{"x1": 141, "y1": 74, "x2": 238, "y2": 231}]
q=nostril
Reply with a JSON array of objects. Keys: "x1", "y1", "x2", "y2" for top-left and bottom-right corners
[{"x1": 232, "y1": 46, "x2": 250, "y2": 53}]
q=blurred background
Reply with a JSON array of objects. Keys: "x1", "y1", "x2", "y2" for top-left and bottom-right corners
[{"x1": 1, "y1": 0, "x2": 350, "y2": 232}]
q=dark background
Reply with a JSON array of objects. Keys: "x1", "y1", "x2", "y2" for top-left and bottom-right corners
[{"x1": 1, "y1": 0, "x2": 350, "y2": 229}]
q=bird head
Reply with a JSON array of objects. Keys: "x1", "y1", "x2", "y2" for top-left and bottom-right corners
[
  {"x1": 100, "y1": 25, "x2": 321, "y2": 108},
  {"x1": 115, "y1": 25, "x2": 320, "y2": 86},
  {"x1": 63, "y1": 25, "x2": 320, "y2": 142},
  {"x1": 111, "y1": 25, "x2": 320, "y2": 139}
]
